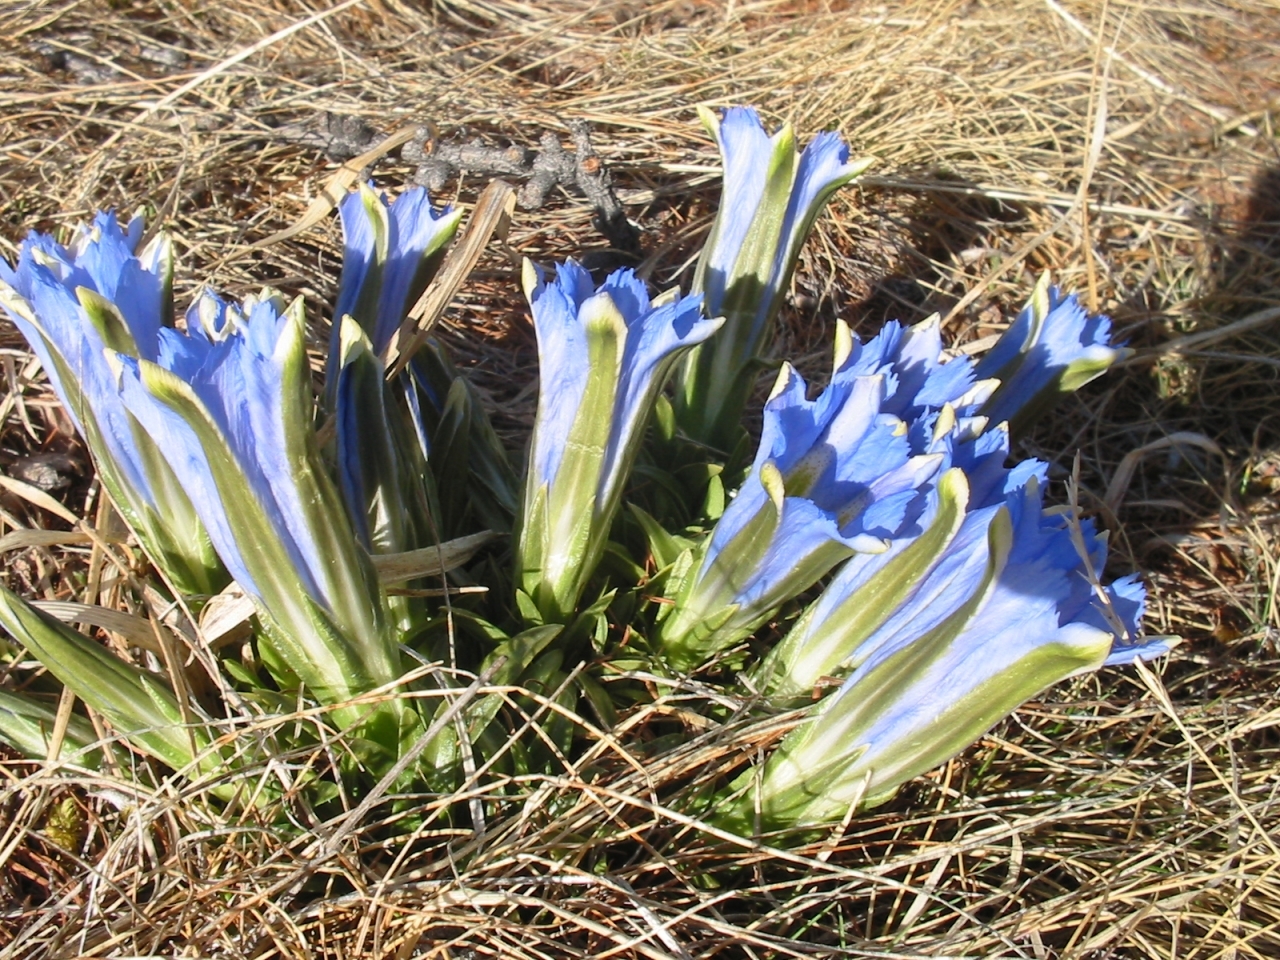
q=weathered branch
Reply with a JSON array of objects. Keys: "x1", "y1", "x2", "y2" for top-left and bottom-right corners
[
  {"x1": 277, "y1": 113, "x2": 641, "y2": 261},
  {"x1": 405, "y1": 119, "x2": 641, "y2": 260}
]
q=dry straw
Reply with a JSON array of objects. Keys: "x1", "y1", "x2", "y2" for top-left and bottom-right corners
[{"x1": 1, "y1": 0, "x2": 1279, "y2": 956}]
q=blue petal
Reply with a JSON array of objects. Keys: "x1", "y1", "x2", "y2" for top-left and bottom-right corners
[
  {"x1": 79, "y1": 214, "x2": 135, "y2": 281},
  {"x1": 771, "y1": 129, "x2": 852, "y2": 275},
  {"x1": 113, "y1": 353, "x2": 257, "y2": 592},
  {"x1": 528, "y1": 261, "x2": 592, "y2": 488},
  {"x1": 754, "y1": 364, "x2": 828, "y2": 472},
  {"x1": 332, "y1": 187, "x2": 378, "y2": 333},
  {"x1": 1100, "y1": 576, "x2": 1168, "y2": 665},
  {"x1": 376, "y1": 187, "x2": 456, "y2": 350},
  {"x1": 844, "y1": 501, "x2": 1007, "y2": 678},
  {"x1": 702, "y1": 107, "x2": 776, "y2": 309},
  {"x1": 2, "y1": 236, "x2": 158, "y2": 504},
  {"x1": 603, "y1": 283, "x2": 714, "y2": 508},
  {"x1": 976, "y1": 287, "x2": 1122, "y2": 427},
  {"x1": 600, "y1": 266, "x2": 652, "y2": 325},
  {"x1": 844, "y1": 619, "x2": 1109, "y2": 771},
  {"x1": 729, "y1": 496, "x2": 855, "y2": 611}
]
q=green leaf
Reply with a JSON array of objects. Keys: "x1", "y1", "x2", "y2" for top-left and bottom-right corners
[
  {"x1": 702, "y1": 470, "x2": 725, "y2": 521},
  {"x1": 575, "y1": 671, "x2": 617, "y2": 729},
  {"x1": 515, "y1": 589, "x2": 544, "y2": 627},
  {"x1": 0, "y1": 584, "x2": 216, "y2": 779},
  {"x1": 417, "y1": 608, "x2": 512, "y2": 647},
  {"x1": 600, "y1": 541, "x2": 647, "y2": 585},
  {"x1": 0, "y1": 689, "x2": 106, "y2": 768},
  {"x1": 466, "y1": 623, "x2": 563, "y2": 740},
  {"x1": 560, "y1": 588, "x2": 617, "y2": 652},
  {"x1": 432, "y1": 377, "x2": 474, "y2": 530},
  {"x1": 628, "y1": 503, "x2": 689, "y2": 571},
  {"x1": 653, "y1": 393, "x2": 676, "y2": 443}
]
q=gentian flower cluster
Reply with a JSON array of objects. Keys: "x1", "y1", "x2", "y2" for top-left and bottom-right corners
[
  {"x1": 0, "y1": 213, "x2": 224, "y2": 596},
  {"x1": 659, "y1": 298, "x2": 1162, "y2": 826},
  {"x1": 0, "y1": 106, "x2": 1170, "y2": 842},
  {"x1": 112, "y1": 291, "x2": 409, "y2": 742}
]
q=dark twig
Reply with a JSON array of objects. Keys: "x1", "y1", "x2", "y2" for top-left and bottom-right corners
[
  {"x1": 406, "y1": 119, "x2": 641, "y2": 261},
  {"x1": 273, "y1": 112, "x2": 381, "y2": 161},
  {"x1": 278, "y1": 113, "x2": 641, "y2": 261}
]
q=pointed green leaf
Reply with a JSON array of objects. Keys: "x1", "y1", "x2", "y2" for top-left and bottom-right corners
[
  {"x1": 515, "y1": 589, "x2": 544, "y2": 626},
  {"x1": 433, "y1": 377, "x2": 474, "y2": 528},
  {"x1": 653, "y1": 392, "x2": 676, "y2": 443},
  {"x1": 0, "y1": 584, "x2": 211, "y2": 776},
  {"x1": 0, "y1": 690, "x2": 105, "y2": 767},
  {"x1": 465, "y1": 623, "x2": 562, "y2": 739},
  {"x1": 628, "y1": 502, "x2": 689, "y2": 571}
]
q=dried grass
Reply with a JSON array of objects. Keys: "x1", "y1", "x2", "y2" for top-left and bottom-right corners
[{"x1": 1, "y1": 0, "x2": 1279, "y2": 956}]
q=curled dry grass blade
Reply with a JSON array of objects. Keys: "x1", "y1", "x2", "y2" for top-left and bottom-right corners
[{"x1": 1, "y1": 0, "x2": 1279, "y2": 956}]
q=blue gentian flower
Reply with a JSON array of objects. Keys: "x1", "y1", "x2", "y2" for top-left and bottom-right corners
[
  {"x1": 328, "y1": 182, "x2": 462, "y2": 371},
  {"x1": 658, "y1": 316, "x2": 992, "y2": 672},
  {"x1": 674, "y1": 106, "x2": 874, "y2": 449},
  {"x1": 0, "y1": 212, "x2": 223, "y2": 595},
  {"x1": 756, "y1": 398, "x2": 1039, "y2": 699},
  {"x1": 515, "y1": 259, "x2": 720, "y2": 623},
  {"x1": 112, "y1": 290, "x2": 406, "y2": 729},
  {"x1": 718, "y1": 472, "x2": 1171, "y2": 833},
  {"x1": 974, "y1": 273, "x2": 1130, "y2": 433},
  {"x1": 326, "y1": 183, "x2": 461, "y2": 561}
]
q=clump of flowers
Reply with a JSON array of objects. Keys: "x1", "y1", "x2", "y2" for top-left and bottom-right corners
[{"x1": 0, "y1": 108, "x2": 1170, "y2": 838}]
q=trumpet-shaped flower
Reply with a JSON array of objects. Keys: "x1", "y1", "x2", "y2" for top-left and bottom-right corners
[
  {"x1": 329, "y1": 182, "x2": 463, "y2": 363},
  {"x1": 326, "y1": 184, "x2": 462, "y2": 560},
  {"x1": 516, "y1": 259, "x2": 720, "y2": 624},
  {"x1": 0, "y1": 213, "x2": 224, "y2": 595},
  {"x1": 975, "y1": 273, "x2": 1130, "y2": 434},
  {"x1": 755, "y1": 406, "x2": 1038, "y2": 700},
  {"x1": 112, "y1": 290, "x2": 408, "y2": 743},
  {"x1": 658, "y1": 316, "x2": 995, "y2": 672},
  {"x1": 717, "y1": 474, "x2": 1171, "y2": 834},
  {"x1": 674, "y1": 106, "x2": 874, "y2": 449}
]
